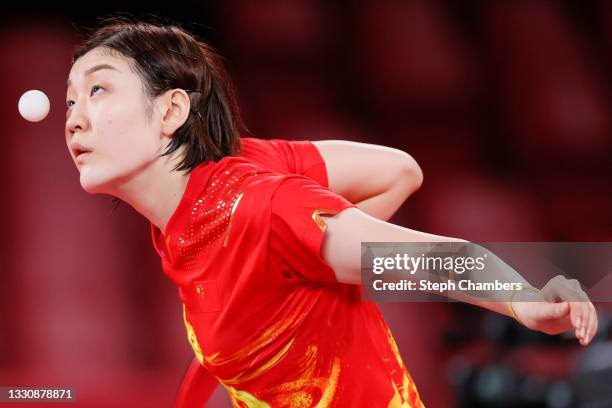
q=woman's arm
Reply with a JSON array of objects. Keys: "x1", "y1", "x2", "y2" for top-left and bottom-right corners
[
  {"x1": 312, "y1": 140, "x2": 423, "y2": 221},
  {"x1": 320, "y1": 208, "x2": 598, "y2": 346}
]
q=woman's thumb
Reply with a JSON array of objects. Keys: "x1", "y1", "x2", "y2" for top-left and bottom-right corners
[
  {"x1": 552, "y1": 301, "x2": 569, "y2": 318},
  {"x1": 534, "y1": 301, "x2": 569, "y2": 320}
]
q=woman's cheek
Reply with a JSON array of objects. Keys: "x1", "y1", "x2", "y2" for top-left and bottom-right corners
[{"x1": 97, "y1": 100, "x2": 157, "y2": 169}]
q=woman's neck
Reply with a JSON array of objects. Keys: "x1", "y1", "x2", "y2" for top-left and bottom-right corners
[{"x1": 110, "y1": 155, "x2": 191, "y2": 235}]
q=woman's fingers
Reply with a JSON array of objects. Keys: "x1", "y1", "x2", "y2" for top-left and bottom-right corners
[
  {"x1": 579, "y1": 290, "x2": 593, "y2": 345},
  {"x1": 572, "y1": 296, "x2": 590, "y2": 343},
  {"x1": 569, "y1": 301, "x2": 585, "y2": 341},
  {"x1": 541, "y1": 276, "x2": 590, "y2": 343},
  {"x1": 577, "y1": 290, "x2": 595, "y2": 345},
  {"x1": 585, "y1": 301, "x2": 598, "y2": 344},
  {"x1": 569, "y1": 280, "x2": 591, "y2": 343},
  {"x1": 579, "y1": 303, "x2": 590, "y2": 345}
]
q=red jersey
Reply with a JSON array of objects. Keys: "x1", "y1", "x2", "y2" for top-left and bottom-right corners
[
  {"x1": 238, "y1": 138, "x2": 329, "y2": 187},
  {"x1": 151, "y1": 138, "x2": 424, "y2": 407}
]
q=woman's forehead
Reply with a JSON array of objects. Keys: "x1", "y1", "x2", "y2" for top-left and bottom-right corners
[{"x1": 68, "y1": 49, "x2": 130, "y2": 86}]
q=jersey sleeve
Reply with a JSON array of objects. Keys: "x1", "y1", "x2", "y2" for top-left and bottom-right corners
[
  {"x1": 268, "y1": 175, "x2": 356, "y2": 284},
  {"x1": 240, "y1": 137, "x2": 329, "y2": 187}
]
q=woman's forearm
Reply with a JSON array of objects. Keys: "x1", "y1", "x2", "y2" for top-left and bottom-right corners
[
  {"x1": 322, "y1": 209, "x2": 535, "y2": 316},
  {"x1": 321, "y1": 194, "x2": 596, "y2": 344}
]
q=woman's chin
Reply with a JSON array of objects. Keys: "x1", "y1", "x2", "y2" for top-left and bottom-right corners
[{"x1": 79, "y1": 174, "x2": 112, "y2": 195}]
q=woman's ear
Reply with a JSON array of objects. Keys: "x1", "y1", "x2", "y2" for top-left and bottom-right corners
[{"x1": 159, "y1": 89, "x2": 191, "y2": 137}]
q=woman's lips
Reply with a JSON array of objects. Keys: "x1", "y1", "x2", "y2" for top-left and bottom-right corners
[{"x1": 76, "y1": 151, "x2": 92, "y2": 161}]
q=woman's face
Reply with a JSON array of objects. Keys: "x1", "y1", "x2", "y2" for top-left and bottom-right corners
[{"x1": 65, "y1": 47, "x2": 164, "y2": 194}]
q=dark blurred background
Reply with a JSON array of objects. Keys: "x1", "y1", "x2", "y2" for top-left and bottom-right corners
[{"x1": 1, "y1": 0, "x2": 612, "y2": 407}]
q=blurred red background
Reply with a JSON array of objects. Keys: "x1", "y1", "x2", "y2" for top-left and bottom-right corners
[{"x1": 1, "y1": 1, "x2": 611, "y2": 407}]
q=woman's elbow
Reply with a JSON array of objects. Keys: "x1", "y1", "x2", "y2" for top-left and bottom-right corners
[{"x1": 396, "y1": 150, "x2": 423, "y2": 195}]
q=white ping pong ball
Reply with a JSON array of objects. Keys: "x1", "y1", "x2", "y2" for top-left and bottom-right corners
[{"x1": 18, "y1": 90, "x2": 50, "y2": 122}]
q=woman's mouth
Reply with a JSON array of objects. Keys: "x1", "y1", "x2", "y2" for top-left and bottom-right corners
[
  {"x1": 76, "y1": 150, "x2": 92, "y2": 160},
  {"x1": 71, "y1": 143, "x2": 93, "y2": 159}
]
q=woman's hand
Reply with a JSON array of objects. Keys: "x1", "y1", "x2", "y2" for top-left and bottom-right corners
[{"x1": 511, "y1": 275, "x2": 598, "y2": 346}]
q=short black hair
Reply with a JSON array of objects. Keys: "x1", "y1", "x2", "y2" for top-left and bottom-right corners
[{"x1": 73, "y1": 16, "x2": 245, "y2": 172}]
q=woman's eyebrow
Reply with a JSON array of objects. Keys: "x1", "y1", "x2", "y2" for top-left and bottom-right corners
[{"x1": 67, "y1": 64, "x2": 120, "y2": 87}]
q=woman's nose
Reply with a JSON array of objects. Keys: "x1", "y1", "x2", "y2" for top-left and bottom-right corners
[{"x1": 65, "y1": 104, "x2": 90, "y2": 135}]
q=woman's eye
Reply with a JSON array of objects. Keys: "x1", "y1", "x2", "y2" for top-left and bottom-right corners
[
  {"x1": 90, "y1": 85, "x2": 104, "y2": 96},
  {"x1": 65, "y1": 86, "x2": 105, "y2": 108}
]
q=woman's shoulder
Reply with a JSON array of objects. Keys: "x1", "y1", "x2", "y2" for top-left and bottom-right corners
[
  {"x1": 199, "y1": 156, "x2": 285, "y2": 203},
  {"x1": 193, "y1": 155, "x2": 325, "y2": 210}
]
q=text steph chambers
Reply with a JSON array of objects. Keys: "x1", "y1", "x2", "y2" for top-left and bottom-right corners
[{"x1": 372, "y1": 279, "x2": 524, "y2": 293}]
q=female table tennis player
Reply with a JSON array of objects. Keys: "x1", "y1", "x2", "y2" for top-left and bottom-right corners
[{"x1": 64, "y1": 18, "x2": 598, "y2": 408}]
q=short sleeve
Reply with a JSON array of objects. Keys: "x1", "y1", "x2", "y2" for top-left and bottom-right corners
[
  {"x1": 240, "y1": 138, "x2": 329, "y2": 187},
  {"x1": 269, "y1": 175, "x2": 356, "y2": 283}
]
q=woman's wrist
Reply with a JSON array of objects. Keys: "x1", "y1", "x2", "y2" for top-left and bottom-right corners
[{"x1": 508, "y1": 285, "x2": 543, "y2": 325}]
